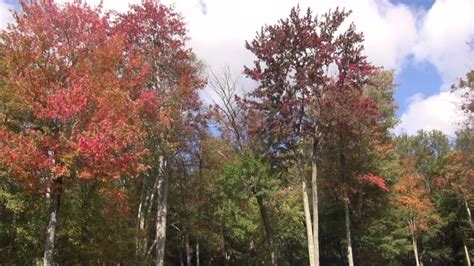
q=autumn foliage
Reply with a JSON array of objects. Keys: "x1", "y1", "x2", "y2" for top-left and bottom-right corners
[
  {"x1": 0, "y1": 2, "x2": 472, "y2": 266},
  {"x1": 0, "y1": 2, "x2": 153, "y2": 192},
  {"x1": 393, "y1": 159, "x2": 438, "y2": 234}
]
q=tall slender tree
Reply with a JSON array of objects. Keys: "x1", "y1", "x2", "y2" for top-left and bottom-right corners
[
  {"x1": 245, "y1": 6, "x2": 374, "y2": 265},
  {"x1": 116, "y1": 2, "x2": 205, "y2": 265},
  {"x1": 393, "y1": 158, "x2": 439, "y2": 266}
]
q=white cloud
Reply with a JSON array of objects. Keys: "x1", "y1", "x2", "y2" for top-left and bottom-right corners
[
  {"x1": 395, "y1": 90, "x2": 465, "y2": 137},
  {"x1": 350, "y1": 1, "x2": 417, "y2": 70},
  {"x1": 412, "y1": 0, "x2": 474, "y2": 88},
  {"x1": 160, "y1": 0, "x2": 417, "y2": 74},
  {"x1": 0, "y1": 1, "x2": 14, "y2": 29},
  {"x1": 398, "y1": 0, "x2": 474, "y2": 137}
]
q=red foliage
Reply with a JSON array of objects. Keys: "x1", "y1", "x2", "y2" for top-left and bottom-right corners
[
  {"x1": 356, "y1": 173, "x2": 389, "y2": 192},
  {"x1": 244, "y1": 6, "x2": 376, "y2": 153},
  {"x1": 0, "y1": 0, "x2": 205, "y2": 199},
  {"x1": 0, "y1": 1, "x2": 153, "y2": 191}
]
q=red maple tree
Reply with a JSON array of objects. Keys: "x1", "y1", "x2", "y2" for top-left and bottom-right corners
[{"x1": 0, "y1": 2, "x2": 154, "y2": 264}]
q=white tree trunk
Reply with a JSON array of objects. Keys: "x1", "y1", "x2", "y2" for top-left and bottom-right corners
[
  {"x1": 464, "y1": 240, "x2": 472, "y2": 266},
  {"x1": 412, "y1": 232, "x2": 420, "y2": 266},
  {"x1": 344, "y1": 199, "x2": 354, "y2": 266},
  {"x1": 156, "y1": 156, "x2": 168, "y2": 266},
  {"x1": 311, "y1": 142, "x2": 320, "y2": 266},
  {"x1": 196, "y1": 243, "x2": 200, "y2": 266},
  {"x1": 302, "y1": 177, "x2": 316, "y2": 266},
  {"x1": 43, "y1": 180, "x2": 62, "y2": 266},
  {"x1": 186, "y1": 234, "x2": 191, "y2": 266},
  {"x1": 136, "y1": 182, "x2": 147, "y2": 263},
  {"x1": 465, "y1": 199, "x2": 473, "y2": 230},
  {"x1": 179, "y1": 249, "x2": 184, "y2": 266}
]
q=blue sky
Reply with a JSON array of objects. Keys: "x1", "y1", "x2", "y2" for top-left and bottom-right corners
[
  {"x1": 0, "y1": 0, "x2": 472, "y2": 137},
  {"x1": 389, "y1": 0, "x2": 440, "y2": 116},
  {"x1": 395, "y1": 56, "x2": 442, "y2": 116},
  {"x1": 391, "y1": 0, "x2": 435, "y2": 10}
]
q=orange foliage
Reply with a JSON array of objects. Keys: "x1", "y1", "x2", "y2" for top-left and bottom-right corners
[{"x1": 393, "y1": 158, "x2": 438, "y2": 234}]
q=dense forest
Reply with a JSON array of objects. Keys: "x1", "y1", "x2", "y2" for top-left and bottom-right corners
[{"x1": 0, "y1": 1, "x2": 472, "y2": 265}]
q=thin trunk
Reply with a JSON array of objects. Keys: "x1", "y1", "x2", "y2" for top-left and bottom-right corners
[
  {"x1": 43, "y1": 178, "x2": 62, "y2": 266},
  {"x1": 156, "y1": 156, "x2": 168, "y2": 266},
  {"x1": 338, "y1": 240, "x2": 345, "y2": 263},
  {"x1": 311, "y1": 138, "x2": 320, "y2": 266},
  {"x1": 186, "y1": 234, "x2": 191, "y2": 266},
  {"x1": 179, "y1": 248, "x2": 184, "y2": 266},
  {"x1": 339, "y1": 138, "x2": 352, "y2": 266},
  {"x1": 344, "y1": 198, "x2": 354, "y2": 266},
  {"x1": 464, "y1": 239, "x2": 472, "y2": 266},
  {"x1": 222, "y1": 229, "x2": 229, "y2": 266},
  {"x1": 196, "y1": 243, "x2": 200, "y2": 266},
  {"x1": 465, "y1": 199, "x2": 473, "y2": 230},
  {"x1": 256, "y1": 194, "x2": 277, "y2": 266},
  {"x1": 223, "y1": 251, "x2": 230, "y2": 266},
  {"x1": 412, "y1": 232, "x2": 420, "y2": 266},
  {"x1": 136, "y1": 181, "x2": 147, "y2": 264},
  {"x1": 302, "y1": 177, "x2": 316, "y2": 266},
  {"x1": 463, "y1": 199, "x2": 472, "y2": 266}
]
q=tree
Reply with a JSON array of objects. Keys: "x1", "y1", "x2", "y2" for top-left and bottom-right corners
[
  {"x1": 451, "y1": 68, "x2": 474, "y2": 229},
  {"x1": 439, "y1": 151, "x2": 473, "y2": 228},
  {"x1": 394, "y1": 131, "x2": 467, "y2": 264},
  {"x1": 447, "y1": 68, "x2": 474, "y2": 265},
  {"x1": 208, "y1": 67, "x2": 246, "y2": 151},
  {"x1": 216, "y1": 152, "x2": 280, "y2": 264},
  {"x1": 0, "y1": 2, "x2": 150, "y2": 264},
  {"x1": 393, "y1": 159, "x2": 439, "y2": 266},
  {"x1": 317, "y1": 68, "x2": 393, "y2": 266},
  {"x1": 116, "y1": 2, "x2": 205, "y2": 265},
  {"x1": 317, "y1": 70, "x2": 399, "y2": 265},
  {"x1": 208, "y1": 67, "x2": 279, "y2": 265},
  {"x1": 437, "y1": 150, "x2": 473, "y2": 266},
  {"x1": 395, "y1": 130, "x2": 450, "y2": 188},
  {"x1": 452, "y1": 69, "x2": 473, "y2": 128},
  {"x1": 245, "y1": 6, "x2": 374, "y2": 265}
]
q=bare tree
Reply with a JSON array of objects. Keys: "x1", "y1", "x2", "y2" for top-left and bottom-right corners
[{"x1": 208, "y1": 66, "x2": 278, "y2": 265}]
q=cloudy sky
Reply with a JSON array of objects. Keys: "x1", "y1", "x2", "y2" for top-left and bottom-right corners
[{"x1": 1, "y1": 0, "x2": 473, "y2": 137}]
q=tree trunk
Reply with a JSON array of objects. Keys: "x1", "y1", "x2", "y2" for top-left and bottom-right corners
[
  {"x1": 311, "y1": 138, "x2": 320, "y2": 266},
  {"x1": 302, "y1": 177, "x2": 316, "y2": 266},
  {"x1": 136, "y1": 181, "x2": 147, "y2": 264},
  {"x1": 344, "y1": 198, "x2": 354, "y2": 266},
  {"x1": 256, "y1": 194, "x2": 278, "y2": 266},
  {"x1": 179, "y1": 248, "x2": 184, "y2": 266},
  {"x1": 465, "y1": 199, "x2": 473, "y2": 230},
  {"x1": 186, "y1": 234, "x2": 191, "y2": 266},
  {"x1": 464, "y1": 199, "x2": 472, "y2": 266},
  {"x1": 196, "y1": 243, "x2": 200, "y2": 266},
  {"x1": 223, "y1": 251, "x2": 230, "y2": 266},
  {"x1": 338, "y1": 138, "x2": 352, "y2": 266},
  {"x1": 156, "y1": 156, "x2": 168, "y2": 266},
  {"x1": 43, "y1": 178, "x2": 62, "y2": 266},
  {"x1": 222, "y1": 229, "x2": 229, "y2": 266},
  {"x1": 464, "y1": 239, "x2": 472, "y2": 266},
  {"x1": 412, "y1": 232, "x2": 420, "y2": 266}
]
